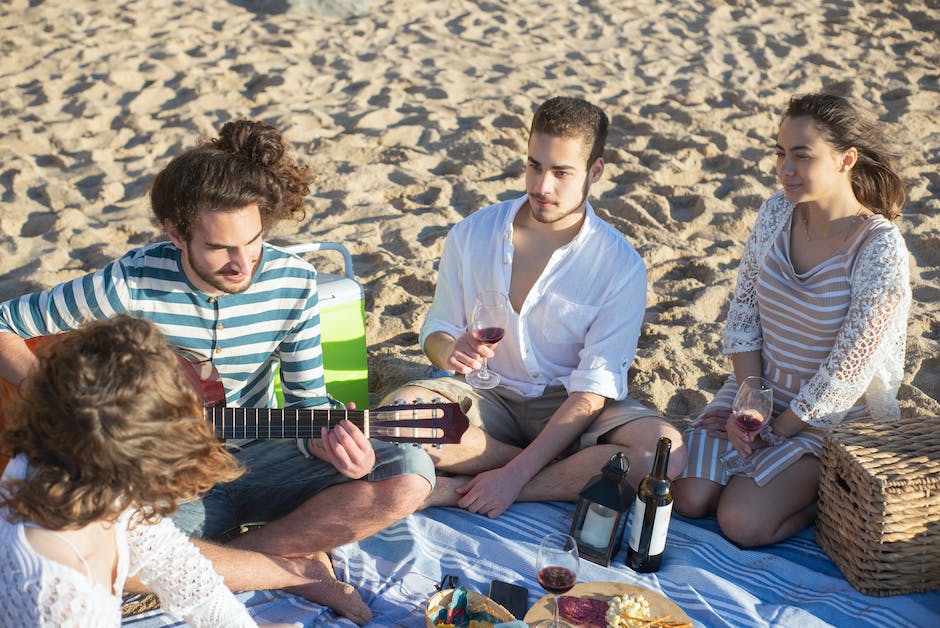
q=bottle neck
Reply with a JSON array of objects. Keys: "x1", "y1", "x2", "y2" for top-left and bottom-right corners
[{"x1": 649, "y1": 437, "x2": 671, "y2": 479}]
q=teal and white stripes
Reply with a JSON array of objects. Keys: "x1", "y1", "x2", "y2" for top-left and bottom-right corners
[{"x1": 0, "y1": 242, "x2": 328, "y2": 411}]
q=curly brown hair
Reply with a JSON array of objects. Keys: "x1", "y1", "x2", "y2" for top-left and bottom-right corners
[
  {"x1": 150, "y1": 119, "x2": 313, "y2": 240},
  {"x1": 783, "y1": 93, "x2": 906, "y2": 220},
  {"x1": 0, "y1": 315, "x2": 243, "y2": 530},
  {"x1": 530, "y1": 96, "x2": 609, "y2": 169}
]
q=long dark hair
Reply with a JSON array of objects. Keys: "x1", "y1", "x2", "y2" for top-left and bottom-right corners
[{"x1": 782, "y1": 93, "x2": 906, "y2": 220}]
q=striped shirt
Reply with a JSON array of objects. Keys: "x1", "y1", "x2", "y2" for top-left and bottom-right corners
[
  {"x1": 755, "y1": 211, "x2": 893, "y2": 420},
  {"x1": 0, "y1": 241, "x2": 328, "y2": 411}
]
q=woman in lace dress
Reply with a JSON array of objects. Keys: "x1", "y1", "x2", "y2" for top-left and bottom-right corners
[
  {"x1": 672, "y1": 93, "x2": 911, "y2": 547},
  {"x1": 0, "y1": 315, "x2": 259, "y2": 626}
]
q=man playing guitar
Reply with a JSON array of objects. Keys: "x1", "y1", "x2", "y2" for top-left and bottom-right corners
[{"x1": 0, "y1": 120, "x2": 439, "y2": 625}]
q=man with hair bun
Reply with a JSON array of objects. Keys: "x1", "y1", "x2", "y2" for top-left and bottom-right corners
[{"x1": 0, "y1": 119, "x2": 434, "y2": 625}]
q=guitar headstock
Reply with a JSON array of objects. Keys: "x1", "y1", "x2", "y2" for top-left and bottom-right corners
[{"x1": 369, "y1": 402, "x2": 469, "y2": 445}]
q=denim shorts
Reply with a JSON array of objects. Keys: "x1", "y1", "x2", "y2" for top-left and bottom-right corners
[{"x1": 172, "y1": 438, "x2": 435, "y2": 540}]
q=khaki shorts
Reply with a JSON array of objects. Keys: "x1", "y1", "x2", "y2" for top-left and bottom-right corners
[{"x1": 401, "y1": 375, "x2": 662, "y2": 454}]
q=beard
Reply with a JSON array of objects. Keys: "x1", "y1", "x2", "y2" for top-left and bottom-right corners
[
  {"x1": 529, "y1": 175, "x2": 592, "y2": 225},
  {"x1": 183, "y1": 244, "x2": 257, "y2": 295}
]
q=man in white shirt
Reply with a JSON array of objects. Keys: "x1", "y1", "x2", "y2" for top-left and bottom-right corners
[{"x1": 386, "y1": 97, "x2": 686, "y2": 518}]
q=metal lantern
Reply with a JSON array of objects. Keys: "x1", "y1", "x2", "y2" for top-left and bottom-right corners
[{"x1": 568, "y1": 452, "x2": 634, "y2": 566}]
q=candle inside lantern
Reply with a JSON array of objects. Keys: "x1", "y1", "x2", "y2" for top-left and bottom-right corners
[{"x1": 579, "y1": 502, "x2": 617, "y2": 549}]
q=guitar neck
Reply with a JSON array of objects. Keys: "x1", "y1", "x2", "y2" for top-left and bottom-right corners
[{"x1": 208, "y1": 406, "x2": 368, "y2": 440}]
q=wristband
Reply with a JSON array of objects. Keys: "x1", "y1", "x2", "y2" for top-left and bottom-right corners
[{"x1": 759, "y1": 422, "x2": 788, "y2": 447}]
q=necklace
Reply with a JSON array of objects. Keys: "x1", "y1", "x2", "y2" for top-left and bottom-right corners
[{"x1": 799, "y1": 205, "x2": 868, "y2": 243}]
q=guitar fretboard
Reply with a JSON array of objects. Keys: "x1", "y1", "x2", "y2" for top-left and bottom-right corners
[{"x1": 207, "y1": 407, "x2": 370, "y2": 440}]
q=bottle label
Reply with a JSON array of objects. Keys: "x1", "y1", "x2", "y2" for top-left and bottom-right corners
[{"x1": 628, "y1": 500, "x2": 673, "y2": 555}]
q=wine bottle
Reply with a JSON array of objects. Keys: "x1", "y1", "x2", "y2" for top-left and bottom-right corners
[{"x1": 627, "y1": 437, "x2": 673, "y2": 573}]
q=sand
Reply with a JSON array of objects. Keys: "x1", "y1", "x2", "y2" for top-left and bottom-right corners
[{"x1": 1, "y1": 0, "x2": 937, "y2": 421}]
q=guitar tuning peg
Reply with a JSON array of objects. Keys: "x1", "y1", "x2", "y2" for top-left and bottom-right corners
[
  {"x1": 413, "y1": 397, "x2": 424, "y2": 404},
  {"x1": 431, "y1": 396, "x2": 443, "y2": 403},
  {"x1": 432, "y1": 444, "x2": 442, "y2": 450},
  {"x1": 394, "y1": 398, "x2": 407, "y2": 406}
]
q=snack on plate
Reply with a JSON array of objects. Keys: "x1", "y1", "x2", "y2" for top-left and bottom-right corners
[
  {"x1": 605, "y1": 593, "x2": 651, "y2": 628},
  {"x1": 557, "y1": 595, "x2": 609, "y2": 627},
  {"x1": 428, "y1": 586, "x2": 515, "y2": 628}
]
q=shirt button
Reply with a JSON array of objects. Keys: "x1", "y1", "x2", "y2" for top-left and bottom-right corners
[
  {"x1": 217, "y1": 323, "x2": 224, "y2": 330},
  {"x1": 215, "y1": 348, "x2": 222, "y2": 354},
  {"x1": 208, "y1": 297, "x2": 216, "y2": 303}
]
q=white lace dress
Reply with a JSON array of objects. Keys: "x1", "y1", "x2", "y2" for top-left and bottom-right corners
[
  {"x1": 0, "y1": 455, "x2": 256, "y2": 627},
  {"x1": 681, "y1": 191, "x2": 911, "y2": 486}
]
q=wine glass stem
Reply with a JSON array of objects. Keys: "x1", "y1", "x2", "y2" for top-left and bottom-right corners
[
  {"x1": 479, "y1": 357, "x2": 488, "y2": 376},
  {"x1": 552, "y1": 593, "x2": 560, "y2": 627}
]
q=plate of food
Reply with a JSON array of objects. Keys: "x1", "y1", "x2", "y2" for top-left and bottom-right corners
[{"x1": 523, "y1": 581, "x2": 692, "y2": 627}]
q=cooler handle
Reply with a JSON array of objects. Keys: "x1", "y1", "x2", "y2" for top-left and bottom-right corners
[{"x1": 283, "y1": 242, "x2": 355, "y2": 280}]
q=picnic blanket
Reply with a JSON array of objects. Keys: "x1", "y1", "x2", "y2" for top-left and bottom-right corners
[{"x1": 123, "y1": 501, "x2": 940, "y2": 627}]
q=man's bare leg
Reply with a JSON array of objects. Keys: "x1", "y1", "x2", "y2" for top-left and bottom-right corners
[
  {"x1": 129, "y1": 474, "x2": 431, "y2": 625},
  {"x1": 426, "y1": 443, "x2": 632, "y2": 508},
  {"x1": 229, "y1": 474, "x2": 431, "y2": 556},
  {"x1": 424, "y1": 418, "x2": 685, "y2": 509},
  {"x1": 600, "y1": 418, "x2": 687, "y2": 486},
  {"x1": 124, "y1": 542, "x2": 372, "y2": 625}
]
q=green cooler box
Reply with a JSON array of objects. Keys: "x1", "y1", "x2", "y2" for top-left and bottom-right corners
[{"x1": 275, "y1": 242, "x2": 369, "y2": 409}]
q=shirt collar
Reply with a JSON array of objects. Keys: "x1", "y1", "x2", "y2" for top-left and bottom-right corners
[{"x1": 503, "y1": 194, "x2": 596, "y2": 251}]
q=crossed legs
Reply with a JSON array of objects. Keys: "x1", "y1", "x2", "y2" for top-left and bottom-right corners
[
  {"x1": 391, "y1": 383, "x2": 686, "y2": 510},
  {"x1": 129, "y1": 440, "x2": 435, "y2": 625}
]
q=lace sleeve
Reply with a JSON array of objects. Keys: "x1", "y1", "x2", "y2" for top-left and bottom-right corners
[
  {"x1": 790, "y1": 228, "x2": 911, "y2": 427},
  {"x1": 722, "y1": 192, "x2": 795, "y2": 354},
  {"x1": 126, "y1": 516, "x2": 256, "y2": 627}
]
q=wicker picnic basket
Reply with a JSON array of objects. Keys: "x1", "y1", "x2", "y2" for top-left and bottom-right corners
[{"x1": 815, "y1": 416, "x2": 940, "y2": 596}]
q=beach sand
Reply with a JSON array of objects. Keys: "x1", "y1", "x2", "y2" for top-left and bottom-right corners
[{"x1": 1, "y1": 0, "x2": 937, "y2": 422}]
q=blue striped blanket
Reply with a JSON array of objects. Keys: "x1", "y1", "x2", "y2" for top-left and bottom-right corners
[{"x1": 124, "y1": 502, "x2": 939, "y2": 627}]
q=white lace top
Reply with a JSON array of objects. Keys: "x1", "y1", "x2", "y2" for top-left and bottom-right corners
[
  {"x1": 721, "y1": 191, "x2": 911, "y2": 428},
  {"x1": 0, "y1": 456, "x2": 256, "y2": 627}
]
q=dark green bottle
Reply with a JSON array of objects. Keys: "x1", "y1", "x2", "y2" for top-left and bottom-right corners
[{"x1": 626, "y1": 437, "x2": 673, "y2": 572}]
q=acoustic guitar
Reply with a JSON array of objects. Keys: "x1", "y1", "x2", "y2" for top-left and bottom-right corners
[
  {"x1": 0, "y1": 338, "x2": 468, "y2": 473},
  {"x1": 1, "y1": 336, "x2": 61, "y2": 473},
  {"x1": 178, "y1": 351, "x2": 469, "y2": 445}
]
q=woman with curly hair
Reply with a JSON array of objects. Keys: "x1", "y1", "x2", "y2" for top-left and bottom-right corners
[
  {"x1": 673, "y1": 93, "x2": 911, "y2": 547},
  {"x1": 0, "y1": 315, "x2": 255, "y2": 626}
]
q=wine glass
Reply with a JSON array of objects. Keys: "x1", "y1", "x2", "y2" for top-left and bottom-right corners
[
  {"x1": 464, "y1": 291, "x2": 510, "y2": 389},
  {"x1": 720, "y1": 376, "x2": 774, "y2": 474},
  {"x1": 535, "y1": 532, "x2": 579, "y2": 628}
]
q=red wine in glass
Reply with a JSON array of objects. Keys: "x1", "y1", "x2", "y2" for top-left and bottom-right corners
[
  {"x1": 720, "y1": 376, "x2": 774, "y2": 474},
  {"x1": 466, "y1": 291, "x2": 511, "y2": 389},
  {"x1": 536, "y1": 533, "x2": 579, "y2": 627},
  {"x1": 538, "y1": 566, "x2": 577, "y2": 595},
  {"x1": 734, "y1": 411, "x2": 764, "y2": 433},
  {"x1": 473, "y1": 327, "x2": 505, "y2": 344}
]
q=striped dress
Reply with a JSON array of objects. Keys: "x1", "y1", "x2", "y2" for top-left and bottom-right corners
[
  {"x1": 0, "y1": 241, "x2": 328, "y2": 412},
  {"x1": 682, "y1": 194, "x2": 910, "y2": 486}
]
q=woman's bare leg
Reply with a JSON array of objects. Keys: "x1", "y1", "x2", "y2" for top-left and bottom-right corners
[{"x1": 716, "y1": 455, "x2": 820, "y2": 548}]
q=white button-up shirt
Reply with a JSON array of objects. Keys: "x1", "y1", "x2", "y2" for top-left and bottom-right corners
[{"x1": 419, "y1": 195, "x2": 648, "y2": 399}]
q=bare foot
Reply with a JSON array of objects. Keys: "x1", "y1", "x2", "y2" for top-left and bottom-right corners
[
  {"x1": 422, "y1": 475, "x2": 472, "y2": 508},
  {"x1": 285, "y1": 552, "x2": 372, "y2": 626}
]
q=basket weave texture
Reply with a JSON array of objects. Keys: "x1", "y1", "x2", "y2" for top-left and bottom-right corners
[{"x1": 816, "y1": 416, "x2": 940, "y2": 596}]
